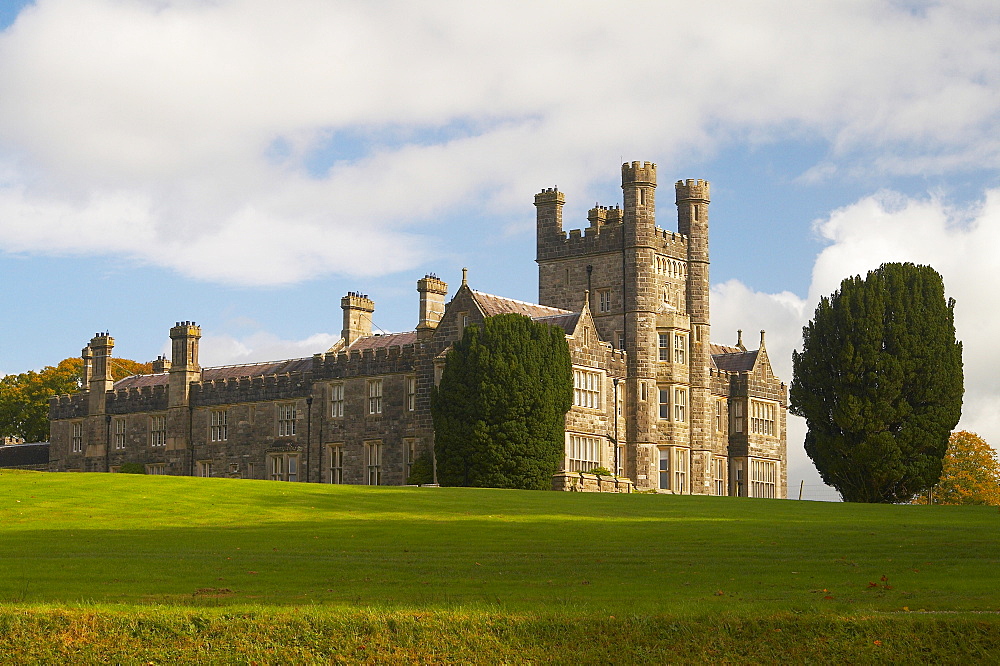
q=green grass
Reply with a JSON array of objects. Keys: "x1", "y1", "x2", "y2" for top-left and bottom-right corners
[{"x1": 2, "y1": 469, "x2": 999, "y2": 663}]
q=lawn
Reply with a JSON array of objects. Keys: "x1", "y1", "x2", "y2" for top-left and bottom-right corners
[{"x1": 1, "y1": 469, "x2": 998, "y2": 663}]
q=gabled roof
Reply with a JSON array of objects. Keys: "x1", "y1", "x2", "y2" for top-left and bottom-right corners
[
  {"x1": 710, "y1": 343, "x2": 743, "y2": 356},
  {"x1": 533, "y1": 312, "x2": 581, "y2": 334},
  {"x1": 712, "y1": 349, "x2": 759, "y2": 373},
  {"x1": 471, "y1": 291, "x2": 573, "y2": 319},
  {"x1": 346, "y1": 331, "x2": 418, "y2": 351}
]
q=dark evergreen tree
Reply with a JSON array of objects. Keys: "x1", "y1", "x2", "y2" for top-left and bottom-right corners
[
  {"x1": 790, "y1": 263, "x2": 963, "y2": 503},
  {"x1": 432, "y1": 313, "x2": 573, "y2": 490}
]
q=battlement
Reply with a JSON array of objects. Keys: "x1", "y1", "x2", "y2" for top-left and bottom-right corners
[
  {"x1": 534, "y1": 187, "x2": 565, "y2": 205},
  {"x1": 675, "y1": 179, "x2": 710, "y2": 202},
  {"x1": 341, "y1": 292, "x2": 375, "y2": 311},
  {"x1": 622, "y1": 161, "x2": 656, "y2": 186},
  {"x1": 107, "y1": 383, "x2": 169, "y2": 414},
  {"x1": 586, "y1": 204, "x2": 623, "y2": 229},
  {"x1": 49, "y1": 392, "x2": 88, "y2": 420},
  {"x1": 312, "y1": 341, "x2": 419, "y2": 380},
  {"x1": 538, "y1": 219, "x2": 689, "y2": 261},
  {"x1": 192, "y1": 370, "x2": 314, "y2": 406}
]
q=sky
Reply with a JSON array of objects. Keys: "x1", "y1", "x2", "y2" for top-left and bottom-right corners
[{"x1": 1, "y1": 1, "x2": 998, "y2": 500}]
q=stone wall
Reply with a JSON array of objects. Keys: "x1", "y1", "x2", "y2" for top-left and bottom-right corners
[{"x1": 552, "y1": 470, "x2": 634, "y2": 493}]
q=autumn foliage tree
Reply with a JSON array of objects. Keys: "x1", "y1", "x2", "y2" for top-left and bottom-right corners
[
  {"x1": 914, "y1": 431, "x2": 1000, "y2": 505},
  {"x1": 0, "y1": 357, "x2": 152, "y2": 442}
]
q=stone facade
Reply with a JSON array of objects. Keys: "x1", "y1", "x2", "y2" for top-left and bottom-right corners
[
  {"x1": 536, "y1": 163, "x2": 787, "y2": 496},
  {"x1": 48, "y1": 161, "x2": 786, "y2": 497}
]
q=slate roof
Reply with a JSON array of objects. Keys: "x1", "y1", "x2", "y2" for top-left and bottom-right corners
[
  {"x1": 0, "y1": 442, "x2": 49, "y2": 467},
  {"x1": 532, "y1": 312, "x2": 581, "y2": 334},
  {"x1": 346, "y1": 331, "x2": 418, "y2": 351},
  {"x1": 472, "y1": 291, "x2": 573, "y2": 318},
  {"x1": 710, "y1": 343, "x2": 743, "y2": 356},
  {"x1": 114, "y1": 357, "x2": 314, "y2": 390},
  {"x1": 113, "y1": 372, "x2": 170, "y2": 389},
  {"x1": 712, "y1": 349, "x2": 759, "y2": 373}
]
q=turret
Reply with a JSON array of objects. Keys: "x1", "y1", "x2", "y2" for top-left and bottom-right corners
[
  {"x1": 676, "y1": 179, "x2": 713, "y2": 451},
  {"x1": 168, "y1": 321, "x2": 201, "y2": 408},
  {"x1": 341, "y1": 292, "x2": 375, "y2": 347},
  {"x1": 87, "y1": 333, "x2": 114, "y2": 414},
  {"x1": 622, "y1": 161, "x2": 657, "y2": 232},
  {"x1": 534, "y1": 188, "x2": 565, "y2": 256},
  {"x1": 675, "y1": 179, "x2": 710, "y2": 326},
  {"x1": 416, "y1": 274, "x2": 448, "y2": 335},
  {"x1": 619, "y1": 162, "x2": 660, "y2": 467}
]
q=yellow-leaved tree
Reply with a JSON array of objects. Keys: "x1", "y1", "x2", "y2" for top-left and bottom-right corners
[
  {"x1": 0, "y1": 357, "x2": 152, "y2": 442},
  {"x1": 914, "y1": 431, "x2": 1000, "y2": 505}
]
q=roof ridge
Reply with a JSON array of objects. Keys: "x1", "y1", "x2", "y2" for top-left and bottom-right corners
[
  {"x1": 471, "y1": 290, "x2": 573, "y2": 314},
  {"x1": 203, "y1": 358, "x2": 313, "y2": 371}
]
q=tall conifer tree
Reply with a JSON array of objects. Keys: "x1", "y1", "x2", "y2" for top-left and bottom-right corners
[
  {"x1": 791, "y1": 263, "x2": 963, "y2": 502},
  {"x1": 432, "y1": 313, "x2": 573, "y2": 490}
]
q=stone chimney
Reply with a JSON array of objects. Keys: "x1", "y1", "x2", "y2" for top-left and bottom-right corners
[
  {"x1": 81, "y1": 344, "x2": 93, "y2": 388},
  {"x1": 341, "y1": 292, "x2": 375, "y2": 347},
  {"x1": 168, "y1": 321, "x2": 201, "y2": 408},
  {"x1": 152, "y1": 354, "x2": 171, "y2": 373},
  {"x1": 87, "y1": 333, "x2": 115, "y2": 415},
  {"x1": 416, "y1": 274, "x2": 448, "y2": 334}
]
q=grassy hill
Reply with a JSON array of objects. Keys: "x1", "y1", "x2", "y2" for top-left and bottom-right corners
[{"x1": 1, "y1": 469, "x2": 998, "y2": 663}]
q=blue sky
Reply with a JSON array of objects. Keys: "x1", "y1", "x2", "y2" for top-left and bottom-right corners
[{"x1": 2, "y1": 1, "x2": 998, "y2": 499}]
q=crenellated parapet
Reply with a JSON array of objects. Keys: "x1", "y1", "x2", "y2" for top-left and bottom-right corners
[
  {"x1": 538, "y1": 221, "x2": 690, "y2": 262},
  {"x1": 311, "y1": 342, "x2": 419, "y2": 380},
  {"x1": 49, "y1": 393, "x2": 88, "y2": 420},
  {"x1": 192, "y1": 371, "x2": 314, "y2": 407},
  {"x1": 107, "y1": 384, "x2": 169, "y2": 414},
  {"x1": 622, "y1": 161, "x2": 657, "y2": 186}
]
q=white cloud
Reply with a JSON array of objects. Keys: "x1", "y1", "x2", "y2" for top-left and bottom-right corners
[
  {"x1": 714, "y1": 187, "x2": 1000, "y2": 498},
  {"x1": 197, "y1": 330, "x2": 340, "y2": 368},
  {"x1": 0, "y1": 0, "x2": 997, "y2": 284}
]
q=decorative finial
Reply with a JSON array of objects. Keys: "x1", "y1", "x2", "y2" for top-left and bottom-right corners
[
  {"x1": 737, "y1": 329, "x2": 745, "y2": 351},
  {"x1": 760, "y1": 330, "x2": 766, "y2": 347},
  {"x1": 461, "y1": 267, "x2": 468, "y2": 286}
]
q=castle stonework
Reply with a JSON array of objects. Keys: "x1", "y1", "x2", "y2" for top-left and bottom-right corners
[{"x1": 49, "y1": 163, "x2": 786, "y2": 497}]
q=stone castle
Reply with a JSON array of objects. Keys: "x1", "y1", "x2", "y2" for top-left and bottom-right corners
[{"x1": 48, "y1": 162, "x2": 787, "y2": 496}]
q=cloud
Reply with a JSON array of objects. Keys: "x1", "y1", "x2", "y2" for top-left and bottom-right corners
[
  {"x1": 197, "y1": 331, "x2": 340, "y2": 368},
  {"x1": 0, "y1": 0, "x2": 998, "y2": 284},
  {"x1": 714, "y1": 186, "x2": 1000, "y2": 497}
]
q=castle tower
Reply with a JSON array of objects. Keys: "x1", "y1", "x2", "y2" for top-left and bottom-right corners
[
  {"x1": 87, "y1": 333, "x2": 114, "y2": 415},
  {"x1": 416, "y1": 274, "x2": 448, "y2": 338},
  {"x1": 621, "y1": 162, "x2": 660, "y2": 476},
  {"x1": 534, "y1": 188, "x2": 565, "y2": 250},
  {"x1": 675, "y1": 180, "x2": 713, "y2": 454},
  {"x1": 341, "y1": 292, "x2": 375, "y2": 347},
  {"x1": 168, "y1": 321, "x2": 201, "y2": 409}
]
